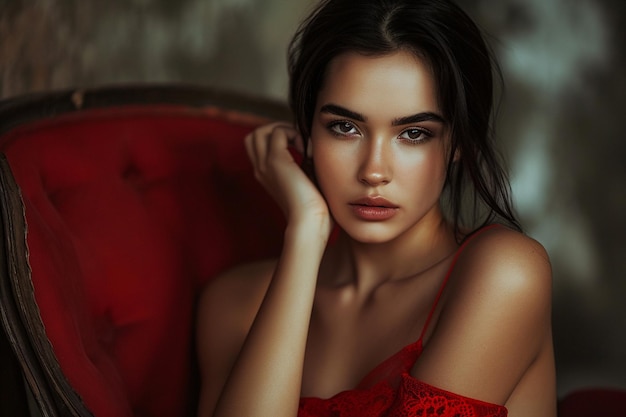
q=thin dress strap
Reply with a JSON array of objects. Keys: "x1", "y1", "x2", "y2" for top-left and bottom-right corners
[{"x1": 418, "y1": 224, "x2": 501, "y2": 341}]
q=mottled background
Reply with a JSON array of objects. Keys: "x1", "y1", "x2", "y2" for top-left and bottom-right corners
[{"x1": 1, "y1": 0, "x2": 624, "y2": 399}]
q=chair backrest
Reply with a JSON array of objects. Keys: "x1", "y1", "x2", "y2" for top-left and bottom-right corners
[{"x1": 0, "y1": 85, "x2": 288, "y2": 416}]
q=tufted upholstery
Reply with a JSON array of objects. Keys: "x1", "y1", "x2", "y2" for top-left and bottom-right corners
[{"x1": 0, "y1": 88, "x2": 286, "y2": 416}]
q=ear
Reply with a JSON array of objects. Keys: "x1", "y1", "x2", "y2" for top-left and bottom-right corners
[{"x1": 306, "y1": 138, "x2": 314, "y2": 158}]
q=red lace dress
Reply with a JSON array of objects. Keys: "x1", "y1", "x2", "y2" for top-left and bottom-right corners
[{"x1": 298, "y1": 225, "x2": 508, "y2": 417}]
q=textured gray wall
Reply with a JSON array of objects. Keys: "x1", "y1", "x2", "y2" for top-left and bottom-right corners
[{"x1": 1, "y1": 0, "x2": 624, "y2": 398}]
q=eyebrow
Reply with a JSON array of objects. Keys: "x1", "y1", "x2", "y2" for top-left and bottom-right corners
[
  {"x1": 319, "y1": 103, "x2": 446, "y2": 126},
  {"x1": 392, "y1": 112, "x2": 446, "y2": 126},
  {"x1": 320, "y1": 104, "x2": 366, "y2": 122}
]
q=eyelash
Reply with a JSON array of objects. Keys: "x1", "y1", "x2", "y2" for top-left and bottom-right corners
[
  {"x1": 398, "y1": 127, "x2": 433, "y2": 144},
  {"x1": 327, "y1": 120, "x2": 360, "y2": 137},
  {"x1": 326, "y1": 121, "x2": 433, "y2": 145}
]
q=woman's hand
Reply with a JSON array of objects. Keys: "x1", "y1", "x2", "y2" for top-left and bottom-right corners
[
  {"x1": 245, "y1": 122, "x2": 332, "y2": 237},
  {"x1": 199, "y1": 123, "x2": 330, "y2": 417}
]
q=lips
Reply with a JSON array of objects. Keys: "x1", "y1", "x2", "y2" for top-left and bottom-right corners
[{"x1": 349, "y1": 196, "x2": 399, "y2": 221}]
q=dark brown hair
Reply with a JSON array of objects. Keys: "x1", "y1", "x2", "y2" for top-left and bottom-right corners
[{"x1": 288, "y1": 0, "x2": 521, "y2": 236}]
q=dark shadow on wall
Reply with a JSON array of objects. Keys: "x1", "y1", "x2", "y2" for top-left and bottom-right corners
[
  {"x1": 0, "y1": 1, "x2": 96, "y2": 97},
  {"x1": 165, "y1": 7, "x2": 268, "y2": 94},
  {"x1": 467, "y1": 0, "x2": 626, "y2": 394},
  {"x1": 0, "y1": 0, "x2": 271, "y2": 98},
  {"x1": 550, "y1": 7, "x2": 626, "y2": 389}
]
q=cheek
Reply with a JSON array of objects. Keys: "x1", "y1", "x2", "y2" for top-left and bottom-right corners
[
  {"x1": 310, "y1": 140, "x2": 357, "y2": 204},
  {"x1": 312, "y1": 144, "x2": 345, "y2": 187},
  {"x1": 396, "y1": 151, "x2": 448, "y2": 195}
]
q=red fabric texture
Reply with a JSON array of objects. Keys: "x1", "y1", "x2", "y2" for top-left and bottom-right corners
[
  {"x1": 1, "y1": 106, "x2": 284, "y2": 416},
  {"x1": 298, "y1": 342, "x2": 507, "y2": 417},
  {"x1": 298, "y1": 225, "x2": 507, "y2": 417}
]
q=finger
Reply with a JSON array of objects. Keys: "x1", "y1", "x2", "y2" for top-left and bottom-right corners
[
  {"x1": 253, "y1": 122, "x2": 277, "y2": 158},
  {"x1": 247, "y1": 122, "x2": 292, "y2": 176},
  {"x1": 268, "y1": 124, "x2": 299, "y2": 156},
  {"x1": 244, "y1": 130, "x2": 255, "y2": 161},
  {"x1": 291, "y1": 132, "x2": 306, "y2": 157},
  {"x1": 245, "y1": 129, "x2": 267, "y2": 176}
]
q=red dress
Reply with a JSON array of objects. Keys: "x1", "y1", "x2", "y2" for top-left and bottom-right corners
[{"x1": 299, "y1": 225, "x2": 508, "y2": 417}]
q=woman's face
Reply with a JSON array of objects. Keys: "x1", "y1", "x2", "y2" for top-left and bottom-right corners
[{"x1": 310, "y1": 50, "x2": 450, "y2": 244}]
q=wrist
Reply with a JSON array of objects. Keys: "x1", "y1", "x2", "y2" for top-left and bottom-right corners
[{"x1": 284, "y1": 214, "x2": 332, "y2": 249}]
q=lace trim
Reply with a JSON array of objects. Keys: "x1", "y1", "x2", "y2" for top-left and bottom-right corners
[
  {"x1": 299, "y1": 373, "x2": 508, "y2": 417},
  {"x1": 386, "y1": 372, "x2": 508, "y2": 417}
]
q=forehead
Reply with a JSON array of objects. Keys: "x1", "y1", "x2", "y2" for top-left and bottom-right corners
[{"x1": 316, "y1": 51, "x2": 440, "y2": 118}]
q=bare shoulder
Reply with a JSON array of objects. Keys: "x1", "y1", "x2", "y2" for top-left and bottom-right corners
[
  {"x1": 197, "y1": 259, "x2": 277, "y2": 343},
  {"x1": 196, "y1": 259, "x2": 277, "y2": 413},
  {"x1": 448, "y1": 225, "x2": 553, "y2": 343},
  {"x1": 199, "y1": 260, "x2": 277, "y2": 310},
  {"x1": 413, "y1": 225, "x2": 555, "y2": 409},
  {"x1": 456, "y1": 227, "x2": 551, "y2": 285},
  {"x1": 455, "y1": 225, "x2": 552, "y2": 299}
]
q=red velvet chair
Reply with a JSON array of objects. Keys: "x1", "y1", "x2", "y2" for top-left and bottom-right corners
[{"x1": 0, "y1": 85, "x2": 288, "y2": 416}]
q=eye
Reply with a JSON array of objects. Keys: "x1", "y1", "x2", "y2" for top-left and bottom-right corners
[
  {"x1": 328, "y1": 121, "x2": 360, "y2": 137},
  {"x1": 398, "y1": 128, "x2": 432, "y2": 144}
]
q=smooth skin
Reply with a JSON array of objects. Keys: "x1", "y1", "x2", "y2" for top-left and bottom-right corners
[{"x1": 197, "y1": 51, "x2": 556, "y2": 417}]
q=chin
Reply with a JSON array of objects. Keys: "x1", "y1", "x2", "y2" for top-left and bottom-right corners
[{"x1": 339, "y1": 224, "x2": 401, "y2": 245}]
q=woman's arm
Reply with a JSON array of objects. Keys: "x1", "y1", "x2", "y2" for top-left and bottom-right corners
[{"x1": 197, "y1": 123, "x2": 332, "y2": 417}]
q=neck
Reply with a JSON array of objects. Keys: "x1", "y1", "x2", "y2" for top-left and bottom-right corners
[{"x1": 319, "y1": 212, "x2": 458, "y2": 296}]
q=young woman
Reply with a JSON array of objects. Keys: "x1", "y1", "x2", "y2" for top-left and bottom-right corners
[{"x1": 197, "y1": 0, "x2": 556, "y2": 416}]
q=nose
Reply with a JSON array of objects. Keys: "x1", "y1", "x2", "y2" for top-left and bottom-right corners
[{"x1": 357, "y1": 136, "x2": 391, "y2": 186}]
